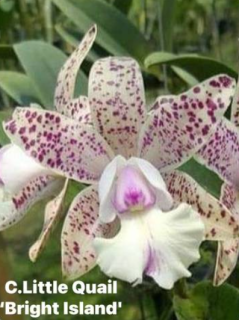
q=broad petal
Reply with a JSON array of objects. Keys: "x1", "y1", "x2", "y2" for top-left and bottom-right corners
[
  {"x1": 0, "y1": 175, "x2": 62, "y2": 231},
  {"x1": 66, "y1": 96, "x2": 92, "y2": 125},
  {"x1": 89, "y1": 57, "x2": 147, "y2": 158},
  {"x1": 4, "y1": 108, "x2": 114, "y2": 184},
  {"x1": 164, "y1": 170, "x2": 239, "y2": 240},
  {"x1": 197, "y1": 118, "x2": 239, "y2": 187},
  {"x1": 139, "y1": 75, "x2": 235, "y2": 171},
  {"x1": 0, "y1": 144, "x2": 53, "y2": 194},
  {"x1": 54, "y1": 25, "x2": 96, "y2": 115},
  {"x1": 29, "y1": 179, "x2": 69, "y2": 262},
  {"x1": 214, "y1": 183, "x2": 239, "y2": 286},
  {"x1": 94, "y1": 203, "x2": 203, "y2": 289},
  {"x1": 61, "y1": 185, "x2": 118, "y2": 280}
]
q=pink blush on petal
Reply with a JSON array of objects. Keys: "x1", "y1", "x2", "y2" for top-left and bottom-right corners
[{"x1": 113, "y1": 166, "x2": 156, "y2": 213}]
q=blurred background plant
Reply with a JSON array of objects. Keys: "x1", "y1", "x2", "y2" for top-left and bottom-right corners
[{"x1": 1, "y1": 0, "x2": 239, "y2": 319}]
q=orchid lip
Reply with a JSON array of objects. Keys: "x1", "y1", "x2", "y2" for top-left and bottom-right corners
[{"x1": 112, "y1": 165, "x2": 156, "y2": 214}]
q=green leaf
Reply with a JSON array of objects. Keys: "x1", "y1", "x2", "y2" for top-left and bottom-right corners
[
  {"x1": 0, "y1": 109, "x2": 12, "y2": 145},
  {"x1": 0, "y1": 71, "x2": 40, "y2": 105},
  {"x1": 113, "y1": 0, "x2": 133, "y2": 14},
  {"x1": 145, "y1": 52, "x2": 237, "y2": 81},
  {"x1": 174, "y1": 281, "x2": 239, "y2": 320},
  {"x1": 52, "y1": 0, "x2": 151, "y2": 65},
  {"x1": 179, "y1": 158, "x2": 222, "y2": 199},
  {"x1": 14, "y1": 41, "x2": 88, "y2": 108},
  {"x1": 172, "y1": 66, "x2": 199, "y2": 86}
]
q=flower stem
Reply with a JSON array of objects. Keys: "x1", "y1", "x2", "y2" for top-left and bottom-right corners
[
  {"x1": 152, "y1": 289, "x2": 174, "y2": 319},
  {"x1": 44, "y1": 0, "x2": 54, "y2": 43},
  {"x1": 173, "y1": 279, "x2": 188, "y2": 299},
  {"x1": 157, "y1": 0, "x2": 169, "y2": 92}
]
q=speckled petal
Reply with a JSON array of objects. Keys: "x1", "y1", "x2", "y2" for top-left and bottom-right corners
[
  {"x1": 89, "y1": 57, "x2": 147, "y2": 158},
  {"x1": 0, "y1": 175, "x2": 62, "y2": 231},
  {"x1": 149, "y1": 95, "x2": 177, "y2": 112},
  {"x1": 4, "y1": 108, "x2": 114, "y2": 184},
  {"x1": 54, "y1": 25, "x2": 96, "y2": 115},
  {"x1": 29, "y1": 179, "x2": 68, "y2": 262},
  {"x1": 214, "y1": 183, "x2": 239, "y2": 286},
  {"x1": 197, "y1": 118, "x2": 239, "y2": 187},
  {"x1": 231, "y1": 77, "x2": 239, "y2": 127},
  {"x1": 139, "y1": 75, "x2": 235, "y2": 171},
  {"x1": 61, "y1": 185, "x2": 119, "y2": 280},
  {"x1": 164, "y1": 170, "x2": 239, "y2": 240},
  {"x1": 66, "y1": 96, "x2": 92, "y2": 125}
]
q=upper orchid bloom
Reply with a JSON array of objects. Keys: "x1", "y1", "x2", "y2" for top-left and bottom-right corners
[
  {"x1": 195, "y1": 77, "x2": 239, "y2": 285},
  {"x1": 2, "y1": 26, "x2": 239, "y2": 289}
]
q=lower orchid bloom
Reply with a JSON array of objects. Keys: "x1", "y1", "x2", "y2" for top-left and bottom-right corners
[{"x1": 2, "y1": 25, "x2": 239, "y2": 289}]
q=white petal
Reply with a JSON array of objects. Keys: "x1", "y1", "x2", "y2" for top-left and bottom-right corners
[
  {"x1": 98, "y1": 155, "x2": 126, "y2": 223},
  {"x1": 146, "y1": 204, "x2": 204, "y2": 289},
  {"x1": 128, "y1": 157, "x2": 173, "y2": 210},
  {"x1": 0, "y1": 144, "x2": 53, "y2": 194},
  {"x1": 0, "y1": 175, "x2": 62, "y2": 231},
  {"x1": 94, "y1": 215, "x2": 146, "y2": 285},
  {"x1": 94, "y1": 203, "x2": 204, "y2": 289}
]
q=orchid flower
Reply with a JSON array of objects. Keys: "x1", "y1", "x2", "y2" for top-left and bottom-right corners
[
  {"x1": 195, "y1": 77, "x2": 239, "y2": 285},
  {"x1": 2, "y1": 26, "x2": 239, "y2": 289},
  {"x1": 0, "y1": 26, "x2": 97, "y2": 262}
]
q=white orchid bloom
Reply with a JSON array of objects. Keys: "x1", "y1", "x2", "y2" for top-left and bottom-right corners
[{"x1": 2, "y1": 25, "x2": 239, "y2": 289}]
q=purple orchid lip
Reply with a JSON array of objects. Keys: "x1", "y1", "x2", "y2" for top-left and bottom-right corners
[{"x1": 113, "y1": 165, "x2": 156, "y2": 213}]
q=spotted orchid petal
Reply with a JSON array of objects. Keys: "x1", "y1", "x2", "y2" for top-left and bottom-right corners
[
  {"x1": 164, "y1": 170, "x2": 239, "y2": 240},
  {"x1": 209, "y1": 79, "x2": 239, "y2": 285},
  {"x1": 62, "y1": 185, "x2": 118, "y2": 280},
  {"x1": 89, "y1": 57, "x2": 147, "y2": 158},
  {"x1": 94, "y1": 203, "x2": 203, "y2": 289},
  {"x1": 0, "y1": 175, "x2": 62, "y2": 231},
  {"x1": 197, "y1": 118, "x2": 239, "y2": 187},
  {"x1": 213, "y1": 184, "x2": 239, "y2": 285},
  {"x1": 54, "y1": 25, "x2": 96, "y2": 117},
  {"x1": 0, "y1": 144, "x2": 53, "y2": 194},
  {"x1": 4, "y1": 108, "x2": 114, "y2": 184},
  {"x1": 29, "y1": 179, "x2": 69, "y2": 262},
  {"x1": 66, "y1": 96, "x2": 92, "y2": 125},
  {"x1": 149, "y1": 95, "x2": 177, "y2": 112},
  {"x1": 98, "y1": 156, "x2": 173, "y2": 224},
  {"x1": 231, "y1": 76, "x2": 239, "y2": 127},
  {"x1": 138, "y1": 75, "x2": 236, "y2": 171}
]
